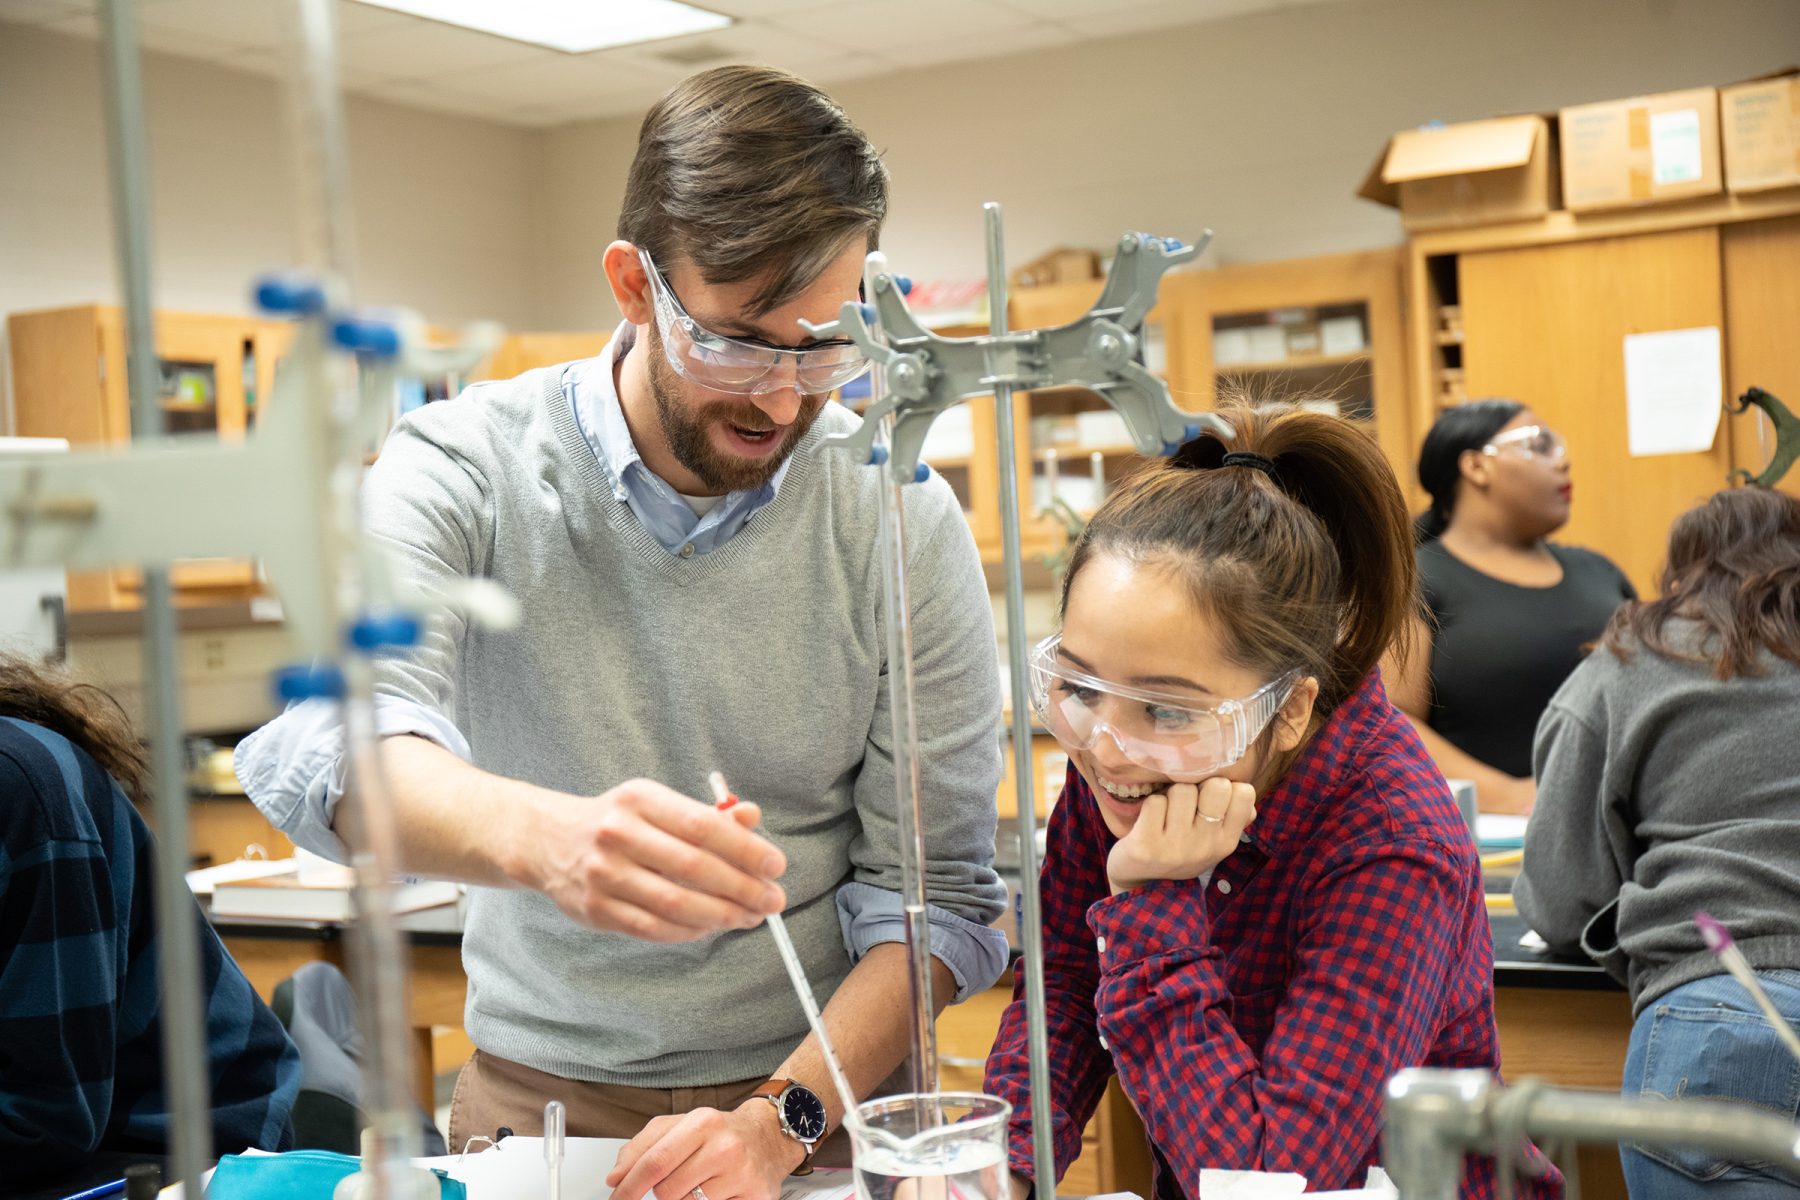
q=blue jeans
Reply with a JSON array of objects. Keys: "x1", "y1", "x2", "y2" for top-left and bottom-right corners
[{"x1": 1620, "y1": 970, "x2": 1800, "y2": 1199}]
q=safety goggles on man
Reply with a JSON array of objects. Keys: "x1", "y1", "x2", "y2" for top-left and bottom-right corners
[
  {"x1": 638, "y1": 248, "x2": 871, "y2": 397},
  {"x1": 1027, "y1": 634, "x2": 1300, "y2": 781},
  {"x1": 1483, "y1": 424, "x2": 1567, "y2": 463}
]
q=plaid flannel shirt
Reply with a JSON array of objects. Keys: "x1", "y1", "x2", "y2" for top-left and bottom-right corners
[
  {"x1": 0, "y1": 717, "x2": 299, "y2": 1184},
  {"x1": 984, "y1": 670, "x2": 1559, "y2": 1200}
]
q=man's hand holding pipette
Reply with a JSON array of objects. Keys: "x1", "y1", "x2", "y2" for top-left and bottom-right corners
[
  {"x1": 520, "y1": 776, "x2": 786, "y2": 942},
  {"x1": 374, "y1": 737, "x2": 786, "y2": 941}
]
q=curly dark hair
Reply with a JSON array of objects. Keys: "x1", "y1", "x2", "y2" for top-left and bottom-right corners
[
  {"x1": 0, "y1": 655, "x2": 149, "y2": 804},
  {"x1": 1603, "y1": 487, "x2": 1800, "y2": 680}
]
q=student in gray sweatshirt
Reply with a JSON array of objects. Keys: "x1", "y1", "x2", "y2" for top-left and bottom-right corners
[
  {"x1": 236, "y1": 66, "x2": 1006, "y2": 1200},
  {"x1": 1515, "y1": 486, "x2": 1800, "y2": 1199}
]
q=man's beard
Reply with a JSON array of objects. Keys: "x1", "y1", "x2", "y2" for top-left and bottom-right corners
[{"x1": 646, "y1": 322, "x2": 825, "y2": 494}]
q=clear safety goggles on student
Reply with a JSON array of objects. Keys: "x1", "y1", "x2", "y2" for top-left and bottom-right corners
[
  {"x1": 1027, "y1": 634, "x2": 1300, "y2": 780},
  {"x1": 1483, "y1": 424, "x2": 1567, "y2": 462},
  {"x1": 639, "y1": 248, "x2": 871, "y2": 397}
]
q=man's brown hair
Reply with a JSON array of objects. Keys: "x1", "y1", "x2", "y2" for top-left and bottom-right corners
[{"x1": 618, "y1": 65, "x2": 888, "y2": 319}]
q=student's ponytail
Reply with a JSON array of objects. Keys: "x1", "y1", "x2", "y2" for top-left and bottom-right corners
[{"x1": 1061, "y1": 396, "x2": 1416, "y2": 713}]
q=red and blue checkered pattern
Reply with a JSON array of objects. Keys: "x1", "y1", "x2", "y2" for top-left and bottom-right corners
[{"x1": 983, "y1": 670, "x2": 1559, "y2": 1199}]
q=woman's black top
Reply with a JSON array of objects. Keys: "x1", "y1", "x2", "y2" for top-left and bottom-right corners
[{"x1": 1417, "y1": 539, "x2": 1636, "y2": 777}]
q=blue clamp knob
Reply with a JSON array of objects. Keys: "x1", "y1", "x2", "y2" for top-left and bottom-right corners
[
  {"x1": 255, "y1": 273, "x2": 327, "y2": 317},
  {"x1": 858, "y1": 302, "x2": 878, "y2": 325},
  {"x1": 1184, "y1": 423, "x2": 1202, "y2": 439},
  {"x1": 1161, "y1": 440, "x2": 1182, "y2": 456},
  {"x1": 331, "y1": 313, "x2": 402, "y2": 358},
  {"x1": 913, "y1": 462, "x2": 930, "y2": 483},
  {"x1": 895, "y1": 275, "x2": 914, "y2": 296},
  {"x1": 349, "y1": 612, "x2": 422, "y2": 652},
  {"x1": 868, "y1": 445, "x2": 890, "y2": 467},
  {"x1": 273, "y1": 663, "x2": 346, "y2": 702},
  {"x1": 1161, "y1": 238, "x2": 1184, "y2": 251}
]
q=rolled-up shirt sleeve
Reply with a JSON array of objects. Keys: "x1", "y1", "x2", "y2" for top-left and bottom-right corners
[
  {"x1": 835, "y1": 880, "x2": 1009, "y2": 1002},
  {"x1": 234, "y1": 695, "x2": 472, "y2": 863}
]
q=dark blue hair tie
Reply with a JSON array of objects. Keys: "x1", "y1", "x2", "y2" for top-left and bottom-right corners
[{"x1": 1220, "y1": 450, "x2": 1277, "y2": 478}]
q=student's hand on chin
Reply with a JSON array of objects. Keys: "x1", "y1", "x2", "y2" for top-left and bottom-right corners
[{"x1": 1105, "y1": 778, "x2": 1257, "y2": 896}]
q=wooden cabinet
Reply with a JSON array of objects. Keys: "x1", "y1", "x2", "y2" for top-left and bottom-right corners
[
  {"x1": 471, "y1": 330, "x2": 610, "y2": 383},
  {"x1": 1722, "y1": 215, "x2": 1800, "y2": 498},
  {"x1": 8, "y1": 305, "x2": 295, "y2": 612},
  {"x1": 1160, "y1": 248, "x2": 1413, "y2": 491},
  {"x1": 986, "y1": 252, "x2": 1412, "y2": 571},
  {"x1": 1458, "y1": 228, "x2": 1733, "y2": 594},
  {"x1": 1403, "y1": 192, "x2": 1800, "y2": 595}
]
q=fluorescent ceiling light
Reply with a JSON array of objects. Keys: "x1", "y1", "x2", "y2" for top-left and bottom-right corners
[{"x1": 352, "y1": 0, "x2": 732, "y2": 54}]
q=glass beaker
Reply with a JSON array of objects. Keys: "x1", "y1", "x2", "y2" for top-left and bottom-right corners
[{"x1": 851, "y1": 1092, "x2": 1012, "y2": 1200}]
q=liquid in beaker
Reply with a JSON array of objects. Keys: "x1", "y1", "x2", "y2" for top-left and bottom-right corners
[{"x1": 852, "y1": 1093, "x2": 1011, "y2": 1200}]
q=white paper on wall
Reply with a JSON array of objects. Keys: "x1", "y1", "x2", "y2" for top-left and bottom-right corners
[{"x1": 1623, "y1": 326, "x2": 1722, "y2": 457}]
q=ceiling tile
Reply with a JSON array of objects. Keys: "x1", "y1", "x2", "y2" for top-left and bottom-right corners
[
  {"x1": 399, "y1": 52, "x2": 669, "y2": 120},
  {"x1": 883, "y1": 22, "x2": 1077, "y2": 68},
  {"x1": 803, "y1": 52, "x2": 905, "y2": 84},
  {"x1": 995, "y1": 0, "x2": 1282, "y2": 16},
  {"x1": 1055, "y1": 0, "x2": 1291, "y2": 36},
  {"x1": 804, "y1": 0, "x2": 1048, "y2": 52},
  {"x1": 620, "y1": 19, "x2": 870, "y2": 79},
  {"x1": 41, "y1": 8, "x2": 241, "y2": 60},
  {"x1": 337, "y1": 17, "x2": 547, "y2": 87},
  {"x1": 696, "y1": 0, "x2": 854, "y2": 16}
]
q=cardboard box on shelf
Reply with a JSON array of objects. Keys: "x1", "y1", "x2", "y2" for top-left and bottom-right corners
[
  {"x1": 1559, "y1": 87, "x2": 1722, "y2": 212},
  {"x1": 1010, "y1": 247, "x2": 1102, "y2": 289},
  {"x1": 1721, "y1": 70, "x2": 1800, "y2": 194},
  {"x1": 1359, "y1": 114, "x2": 1559, "y2": 231}
]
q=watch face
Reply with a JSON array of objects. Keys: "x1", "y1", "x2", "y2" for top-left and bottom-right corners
[{"x1": 781, "y1": 1085, "x2": 828, "y2": 1141}]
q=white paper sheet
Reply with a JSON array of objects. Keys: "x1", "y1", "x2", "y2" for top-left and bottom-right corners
[
  {"x1": 420, "y1": 1135, "x2": 625, "y2": 1199},
  {"x1": 1623, "y1": 326, "x2": 1722, "y2": 457}
]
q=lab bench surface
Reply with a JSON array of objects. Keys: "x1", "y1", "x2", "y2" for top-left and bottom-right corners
[{"x1": 209, "y1": 891, "x2": 1633, "y2": 1200}]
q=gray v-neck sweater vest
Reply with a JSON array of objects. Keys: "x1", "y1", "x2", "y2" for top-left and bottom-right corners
[{"x1": 365, "y1": 366, "x2": 1005, "y2": 1085}]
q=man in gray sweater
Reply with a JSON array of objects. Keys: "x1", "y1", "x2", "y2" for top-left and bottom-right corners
[{"x1": 236, "y1": 66, "x2": 1007, "y2": 1200}]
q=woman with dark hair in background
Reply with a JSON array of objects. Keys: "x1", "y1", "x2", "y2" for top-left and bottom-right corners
[
  {"x1": 1516, "y1": 486, "x2": 1800, "y2": 1199},
  {"x1": 1382, "y1": 398, "x2": 1633, "y2": 814},
  {"x1": 0, "y1": 655, "x2": 299, "y2": 1191}
]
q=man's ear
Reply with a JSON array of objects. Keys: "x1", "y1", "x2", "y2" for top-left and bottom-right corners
[
  {"x1": 604, "y1": 241, "x2": 653, "y2": 326},
  {"x1": 1271, "y1": 677, "x2": 1320, "y2": 754}
]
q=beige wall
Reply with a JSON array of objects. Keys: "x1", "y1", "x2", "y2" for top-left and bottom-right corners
[
  {"x1": 0, "y1": 22, "x2": 541, "y2": 421},
  {"x1": 532, "y1": 0, "x2": 1799, "y2": 331}
]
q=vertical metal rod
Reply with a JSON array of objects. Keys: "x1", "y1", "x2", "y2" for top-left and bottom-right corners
[
  {"x1": 284, "y1": 0, "x2": 430, "y2": 1190},
  {"x1": 866, "y1": 257, "x2": 938, "y2": 1105},
  {"x1": 986, "y1": 202, "x2": 1056, "y2": 1196},
  {"x1": 877, "y1": 419, "x2": 939, "y2": 1101},
  {"x1": 286, "y1": 0, "x2": 357, "y2": 289},
  {"x1": 98, "y1": 0, "x2": 213, "y2": 1185}
]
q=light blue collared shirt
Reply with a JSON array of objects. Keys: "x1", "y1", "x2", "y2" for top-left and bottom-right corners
[{"x1": 566, "y1": 325, "x2": 791, "y2": 558}]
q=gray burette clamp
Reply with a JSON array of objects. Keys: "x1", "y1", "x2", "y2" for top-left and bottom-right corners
[{"x1": 800, "y1": 231, "x2": 1232, "y2": 486}]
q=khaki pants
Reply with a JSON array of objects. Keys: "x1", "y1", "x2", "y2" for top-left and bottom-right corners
[{"x1": 447, "y1": 1049, "x2": 898, "y2": 1167}]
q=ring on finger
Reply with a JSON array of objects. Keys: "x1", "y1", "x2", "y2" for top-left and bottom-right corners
[
  {"x1": 1199, "y1": 813, "x2": 1224, "y2": 823},
  {"x1": 692, "y1": 1188, "x2": 710, "y2": 1200}
]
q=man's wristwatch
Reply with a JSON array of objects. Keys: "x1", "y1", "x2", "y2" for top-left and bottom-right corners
[{"x1": 751, "y1": 1078, "x2": 827, "y2": 1175}]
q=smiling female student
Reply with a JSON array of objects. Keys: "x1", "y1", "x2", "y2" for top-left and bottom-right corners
[{"x1": 982, "y1": 402, "x2": 1554, "y2": 1199}]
